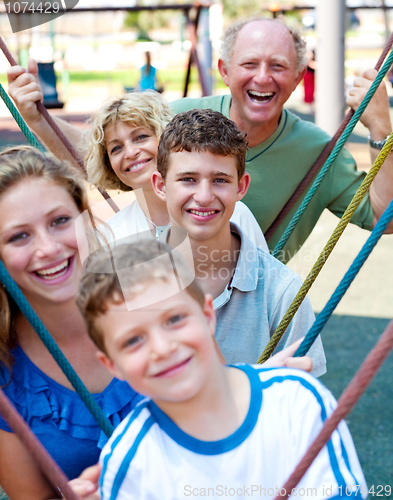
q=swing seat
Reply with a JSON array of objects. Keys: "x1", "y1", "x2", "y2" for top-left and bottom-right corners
[{"x1": 37, "y1": 62, "x2": 64, "y2": 109}]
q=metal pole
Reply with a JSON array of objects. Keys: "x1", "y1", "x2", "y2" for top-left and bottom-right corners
[
  {"x1": 199, "y1": 7, "x2": 213, "y2": 96},
  {"x1": 49, "y1": 18, "x2": 55, "y2": 55},
  {"x1": 382, "y1": 0, "x2": 390, "y2": 44},
  {"x1": 315, "y1": 0, "x2": 346, "y2": 136}
]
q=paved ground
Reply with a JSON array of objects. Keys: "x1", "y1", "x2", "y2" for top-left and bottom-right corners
[{"x1": 0, "y1": 91, "x2": 392, "y2": 491}]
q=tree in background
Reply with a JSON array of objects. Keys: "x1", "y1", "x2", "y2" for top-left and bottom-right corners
[
  {"x1": 124, "y1": 0, "x2": 180, "y2": 41},
  {"x1": 221, "y1": 0, "x2": 302, "y2": 24}
]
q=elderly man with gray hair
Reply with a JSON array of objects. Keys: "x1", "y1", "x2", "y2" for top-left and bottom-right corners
[
  {"x1": 7, "y1": 18, "x2": 393, "y2": 261},
  {"x1": 171, "y1": 18, "x2": 393, "y2": 261}
]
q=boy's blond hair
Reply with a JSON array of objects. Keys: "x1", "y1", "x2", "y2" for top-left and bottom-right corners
[
  {"x1": 85, "y1": 91, "x2": 173, "y2": 192},
  {"x1": 157, "y1": 109, "x2": 248, "y2": 181},
  {"x1": 77, "y1": 241, "x2": 205, "y2": 354}
]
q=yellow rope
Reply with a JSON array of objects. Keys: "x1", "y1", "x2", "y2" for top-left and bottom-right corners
[{"x1": 257, "y1": 131, "x2": 393, "y2": 364}]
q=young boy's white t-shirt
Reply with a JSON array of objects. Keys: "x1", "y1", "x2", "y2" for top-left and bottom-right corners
[
  {"x1": 100, "y1": 199, "x2": 269, "y2": 251},
  {"x1": 99, "y1": 366, "x2": 366, "y2": 500}
]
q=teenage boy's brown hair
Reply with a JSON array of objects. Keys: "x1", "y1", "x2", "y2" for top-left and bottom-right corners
[
  {"x1": 77, "y1": 241, "x2": 205, "y2": 355},
  {"x1": 157, "y1": 109, "x2": 248, "y2": 180}
]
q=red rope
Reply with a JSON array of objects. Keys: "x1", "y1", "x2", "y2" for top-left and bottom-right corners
[
  {"x1": 274, "y1": 318, "x2": 393, "y2": 500},
  {"x1": 0, "y1": 388, "x2": 81, "y2": 499},
  {"x1": 265, "y1": 31, "x2": 393, "y2": 242},
  {"x1": 0, "y1": 36, "x2": 119, "y2": 214}
]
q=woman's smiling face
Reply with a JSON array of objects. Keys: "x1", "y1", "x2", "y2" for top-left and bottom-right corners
[
  {"x1": 105, "y1": 121, "x2": 159, "y2": 191},
  {"x1": 0, "y1": 177, "x2": 83, "y2": 307}
]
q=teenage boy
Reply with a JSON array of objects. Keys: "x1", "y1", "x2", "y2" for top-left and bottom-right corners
[
  {"x1": 76, "y1": 241, "x2": 366, "y2": 500},
  {"x1": 152, "y1": 109, "x2": 326, "y2": 376}
]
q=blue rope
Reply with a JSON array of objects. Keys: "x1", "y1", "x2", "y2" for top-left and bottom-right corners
[
  {"x1": 0, "y1": 262, "x2": 114, "y2": 437},
  {"x1": 0, "y1": 84, "x2": 44, "y2": 152},
  {"x1": 295, "y1": 198, "x2": 393, "y2": 357},
  {"x1": 273, "y1": 49, "x2": 393, "y2": 258}
]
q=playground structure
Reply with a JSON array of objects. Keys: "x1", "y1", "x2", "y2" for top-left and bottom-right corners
[
  {"x1": 37, "y1": 61, "x2": 64, "y2": 108},
  {"x1": 1, "y1": 2, "x2": 393, "y2": 494},
  {"x1": 1, "y1": 2, "x2": 214, "y2": 99},
  {"x1": 1, "y1": 1, "x2": 393, "y2": 124}
]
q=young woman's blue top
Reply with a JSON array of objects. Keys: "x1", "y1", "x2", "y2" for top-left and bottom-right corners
[{"x1": 0, "y1": 345, "x2": 142, "y2": 479}]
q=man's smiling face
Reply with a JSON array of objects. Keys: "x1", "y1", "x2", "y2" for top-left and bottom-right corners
[{"x1": 219, "y1": 20, "x2": 305, "y2": 137}]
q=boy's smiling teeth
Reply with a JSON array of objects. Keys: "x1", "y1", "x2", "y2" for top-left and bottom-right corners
[
  {"x1": 126, "y1": 159, "x2": 150, "y2": 172},
  {"x1": 189, "y1": 210, "x2": 217, "y2": 217},
  {"x1": 35, "y1": 259, "x2": 70, "y2": 280},
  {"x1": 248, "y1": 90, "x2": 274, "y2": 103}
]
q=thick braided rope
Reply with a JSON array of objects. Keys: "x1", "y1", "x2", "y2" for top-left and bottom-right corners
[
  {"x1": 264, "y1": 31, "x2": 393, "y2": 242},
  {"x1": 0, "y1": 84, "x2": 45, "y2": 152},
  {"x1": 0, "y1": 36, "x2": 119, "y2": 213},
  {"x1": 0, "y1": 389, "x2": 82, "y2": 499},
  {"x1": 272, "y1": 48, "x2": 393, "y2": 259},
  {"x1": 0, "y1": 262, "x2": 114, "y2": 437},
  {"x1": 258, "y1": 132, "x2": 393, "y2": 363},
  {"x1": 295, "y1": 196, "x2": 393, "y2": 358},
  {"x1": 274, "y1": 318, "x2": 393, "y2": 500}
]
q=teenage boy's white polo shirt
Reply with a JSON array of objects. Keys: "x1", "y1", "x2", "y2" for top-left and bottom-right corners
[{"x1": 213, "y1": 224, "x2": 326, "y2": 377}]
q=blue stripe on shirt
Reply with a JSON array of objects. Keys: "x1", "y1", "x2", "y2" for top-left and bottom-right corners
[
  {"x1": 109, "y1": 415, "x2": 155, "y2": 500},
  {"x1": 338, "y1": 434, "x2": 361, "y2": 494},
  {"x1": 100, "y1": 400, "x2": 148, "y2": 498},
  {"x1": 258, "y1": 374, "x2": 355, "y2": 492}
]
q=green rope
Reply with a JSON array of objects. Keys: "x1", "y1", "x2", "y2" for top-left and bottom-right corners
[
  {"x1": 0, "y1": 84, "x2": 44, "y2": 152},
  {"x1": 258, "y1": 131, "x2": 393, "y2": 363},
  {"x1": 272, "y1": 48, "x2": 393, "y2": 259}
]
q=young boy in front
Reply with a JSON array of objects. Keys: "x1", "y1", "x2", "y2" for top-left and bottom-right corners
[
  {"x1": 151, "y1": 109, "x2": 326, "y2": 376},
  {"x1": 77, "y1": 241, "x2": 366, "y2": 500}
]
